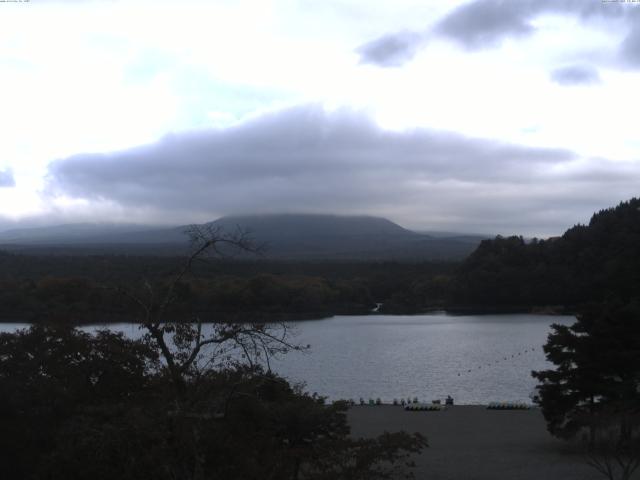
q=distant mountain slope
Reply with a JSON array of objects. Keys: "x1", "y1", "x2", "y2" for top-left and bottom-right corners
[
  {"x1": 211, "y1": 214, "x2": 423, "y2": 259},
  {"x1": 0, "y1": 214, "x2": 487, "y2": 260},
  {"x1": 213, "y1": 214, "x2": 415, "y2": 238},
  {"x1": 0, "y1": 223, "x2": 182, "y2": 245},
  {"x1": 453, "y1": 197, "x2": 640, "y2": 307}
]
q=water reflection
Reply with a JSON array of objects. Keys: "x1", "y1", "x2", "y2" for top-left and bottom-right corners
[{"x1": 0, "y1": 313, "x2": 574, "y2": 404}]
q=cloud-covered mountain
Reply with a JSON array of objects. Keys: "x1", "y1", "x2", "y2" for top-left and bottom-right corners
[
  {"x1": 0, "y1": 214, "x2": 487, "y2": 260},
  {"x1": 43, "y1": 104, "x2": 638, "y2": 237},
  {"x1": 211, "y1": 214, "x2": 486, "y2": 260}
]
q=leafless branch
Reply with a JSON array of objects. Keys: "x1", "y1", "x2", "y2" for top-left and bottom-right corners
[{"x1": 113, "y1": 223, "x2": 303, "y2": 401}]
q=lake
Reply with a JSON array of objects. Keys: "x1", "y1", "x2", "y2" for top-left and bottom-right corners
[{"x1": 0, "y1": 313, "x2": 574, "y2": 405}]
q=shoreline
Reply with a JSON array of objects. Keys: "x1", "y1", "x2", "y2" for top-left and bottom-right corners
[{"x1": 0, "y1": 307, "x2": 575, "y2": 325}]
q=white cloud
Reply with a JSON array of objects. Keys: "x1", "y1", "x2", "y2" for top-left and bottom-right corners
[{"x1": 0, "y1": 0, "x2": 639, "y2": 234}]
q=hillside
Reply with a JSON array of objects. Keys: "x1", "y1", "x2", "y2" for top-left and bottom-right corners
[
  {"x1": 210, "y1": 214, "x2": 483, "y2": 260},
  {"x1": 0, "y1": 223, "x2": 177, "y2": 244},
  {"x1": 451, "y1": 197, "x2": 640, "y2": 308},
  {"x1": 0, "y1": 214, "x2": 486, "y2": 260}
]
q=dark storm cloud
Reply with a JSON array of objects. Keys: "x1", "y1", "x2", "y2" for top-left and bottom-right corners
[
  {"x1": 356, "y1": 31, "x2": 423, "y2": 67},
  {"x1": 45, "y1": 106, "x2": 640, "y2": 236},
  {"x1": 550, "y1": 64, "x2": 601, "y2": 86},
  {"x1": 0, "y1": 169, "x2": 15, "y2": 188},
  {"x1": 357, "y1": 0, "x2": 631, "y2": 66}
]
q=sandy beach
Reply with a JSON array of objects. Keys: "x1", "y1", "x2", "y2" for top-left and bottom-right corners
[{"x1": 348, "y1": 405, "x2": 608, "y2": 480}]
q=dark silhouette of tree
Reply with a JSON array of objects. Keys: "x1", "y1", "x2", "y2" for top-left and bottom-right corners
[
  {"x1": 532, "y1": 301, "x2": 640, "y2": 480},
  {"x1": 583, "y1": 405, "x2": 640, "y2": 480},
  {"x1": 112, "y1": 224, "x2": 309, "y2": 479},
  {"x1": 453, "y1": 197, "x2": 640, "y2": 310},
  {"x1": 0, "y1": 325, "x2": 158, "y2": 479},
  {"x1": 115, "y1": 224, "x2": 301, "y2": 396},
  {"x1": 0, "y1": 325, "x2": 427, "y2": 479},
  {"x1": 1, "y1": 224, "x2": 427, "y2": 480}
]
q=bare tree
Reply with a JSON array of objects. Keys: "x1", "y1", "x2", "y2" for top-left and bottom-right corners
[
  {"x1": 115, "y1": 224, "x2": 309, "y2": 479},
  {"x1": 118, "y1": 223, "x2": 303, "y2": 396}
]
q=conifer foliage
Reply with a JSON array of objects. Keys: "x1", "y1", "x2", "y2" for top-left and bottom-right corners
[{"x1": 532, "y1": 301, "x2": 640, "y2": 479}]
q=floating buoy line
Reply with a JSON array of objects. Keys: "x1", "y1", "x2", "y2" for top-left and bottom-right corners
[
  {"x1": 456, "y1": 346, "x2": 540, "y2": 377},
  {"x1": 342, "y1": 345, "x2": 544, "y2": 407}
]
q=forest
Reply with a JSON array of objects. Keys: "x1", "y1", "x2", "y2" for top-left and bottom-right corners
[
  {"x1": 0, "y1": 198, "x2": 639, "y2": 323},
  {"x1": 0, "y1": 254, "x2": 455, "y2": 323},
  {"x1": 451, "y1": 197, "x2": 640, "y2": 310},
  {"x1": 1, "y1": 199, "x2": 639, "y2": 479}
]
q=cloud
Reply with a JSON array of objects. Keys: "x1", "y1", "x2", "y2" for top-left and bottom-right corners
[
  {"x1": 356, "y1": 30, "x2": 424, "y2": 67},
  {"x1": 358, "y1": 0, "x2": 632, "y2": 66},
  {"x1": 620, "y1": 21, "x2": 640, "y2": 68},
  {"x1": 435, "y1": 0, "x2": 538, "y2": 48},
  {"x1": 550, "y1": 64, "x2": 601, "y2": 86},
  {"x1": 435, "y1": 0, "x2": 627, "y2": 49},
  {"x1": 0, "y1": 169, "x2": 15, "y2": 188},
  {"x1": 45, "y1": 106, "x2": 640, "y2": 236}
]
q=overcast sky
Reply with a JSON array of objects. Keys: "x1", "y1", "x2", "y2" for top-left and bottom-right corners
[{"x1": 1, "y1": 0, "x2": 639, "y2": 236}]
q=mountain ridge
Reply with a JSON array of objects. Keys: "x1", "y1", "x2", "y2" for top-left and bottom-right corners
[{"x1": 0, "y1": 214, "x2": 488, "y2": 260}]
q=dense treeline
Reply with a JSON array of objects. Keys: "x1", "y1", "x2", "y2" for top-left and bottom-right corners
[
  {"x1": 0, "y1": 253, "x2": 456, "y2": 322},
  {"x1": 0, "y1": 274, "x2": 373, "y2": 323},
  {"x1": 451, "y1": 198, "x2": 640, "y2": 310},
  {"x1": 3, "y1": 198, "x2": 637, "y2": 322}
]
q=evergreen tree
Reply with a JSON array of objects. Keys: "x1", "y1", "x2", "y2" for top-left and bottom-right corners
[{"x1": 532, "y1": 301, "x2": 640, "y2": 479}]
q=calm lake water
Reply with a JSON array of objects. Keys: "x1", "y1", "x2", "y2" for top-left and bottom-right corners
[{"x1": 0, "y1": 313, "x2": 574, "y2": 405}]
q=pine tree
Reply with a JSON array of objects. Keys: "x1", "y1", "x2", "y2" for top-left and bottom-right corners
[{"x1": 532, "y1": 301, "x2": 640, "y2": 479}]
